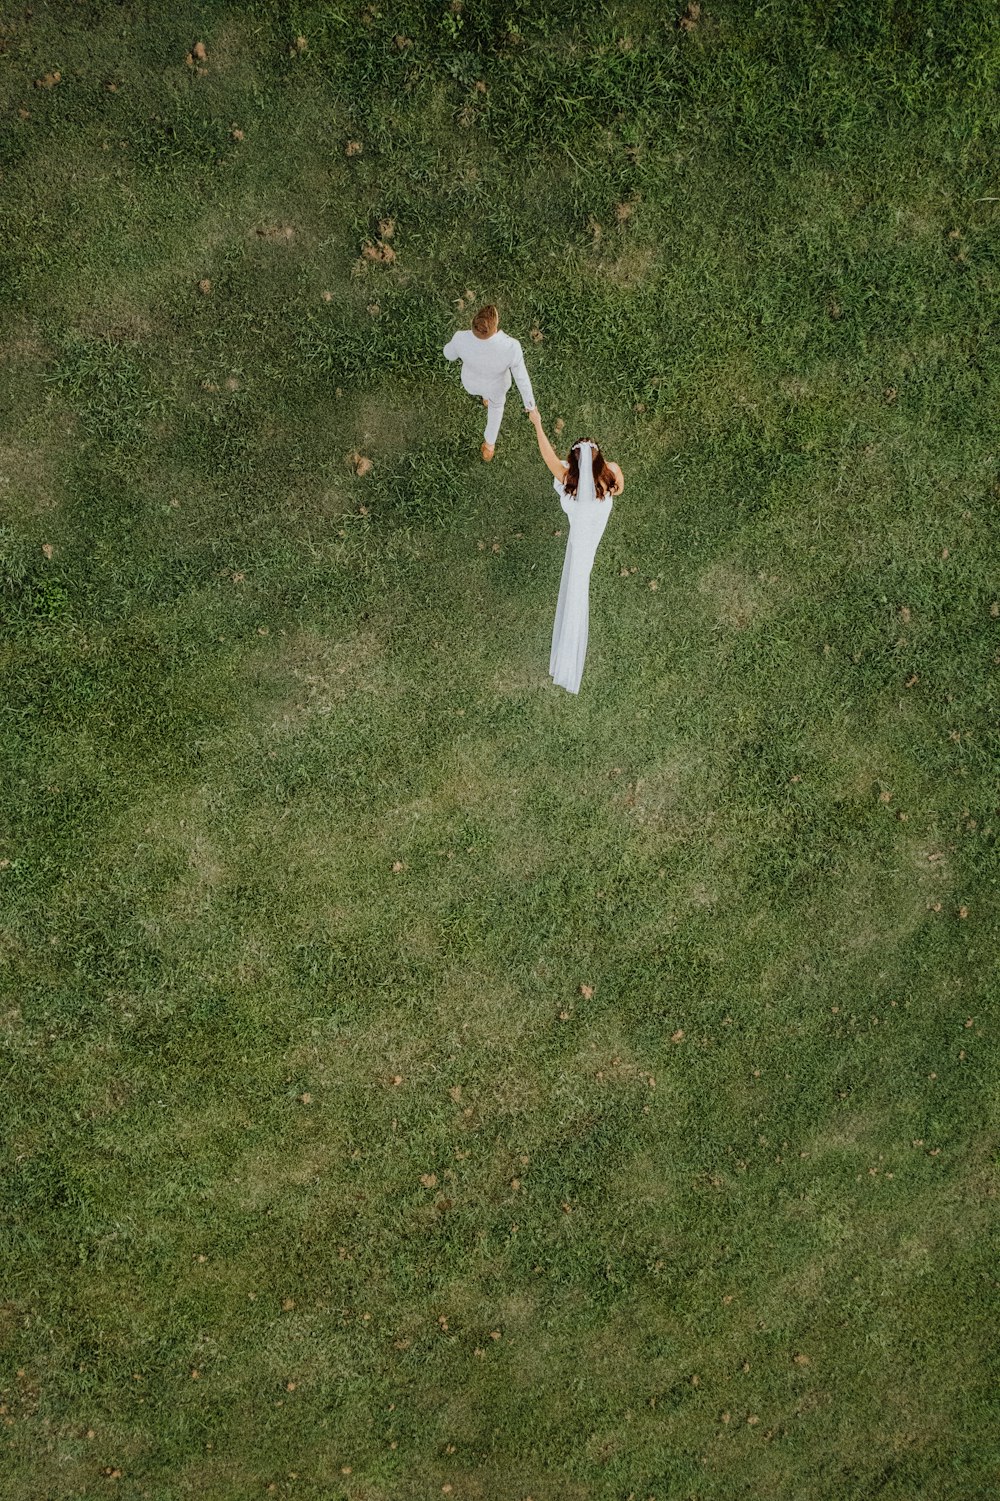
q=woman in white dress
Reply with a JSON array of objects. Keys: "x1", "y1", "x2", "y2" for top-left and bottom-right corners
[{"x1": 527, "y1": 408, "x2": 624, "y2": 695}]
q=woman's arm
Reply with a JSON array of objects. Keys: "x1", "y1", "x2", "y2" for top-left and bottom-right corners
[
  {"x1": 608, "y1": 462, "x2": 625, "y2": 496},
  {"x1": 527, "y1": 408, "x2": 567, "y2": 481}
]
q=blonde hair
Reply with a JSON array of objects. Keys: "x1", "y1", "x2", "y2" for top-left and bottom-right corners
[{"x1": 472, "y1": 304, "x2": 499, "y2": 338}]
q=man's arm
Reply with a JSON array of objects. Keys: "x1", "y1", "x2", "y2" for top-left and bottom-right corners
[{"x1": 508, "y1": 340, "x2": 535, "y2": 409}]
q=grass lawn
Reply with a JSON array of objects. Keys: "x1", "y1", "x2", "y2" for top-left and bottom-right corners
[{"x1": 2, "y1": 2, "x2": 999, "y2": 1497}]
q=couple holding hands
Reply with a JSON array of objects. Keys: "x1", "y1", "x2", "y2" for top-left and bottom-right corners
[{"x1": 443, "y1": 304, "x2": 625, "y2": 696}]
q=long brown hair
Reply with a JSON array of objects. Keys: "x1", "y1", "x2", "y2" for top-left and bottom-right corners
[{"x1": 563, "y1": 439, "x2": 616, "y2": 500}]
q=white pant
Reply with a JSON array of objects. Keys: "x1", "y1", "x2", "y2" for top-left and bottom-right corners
[{"x1": 483, "y1": 391, "x2": 506, "y2": 445}]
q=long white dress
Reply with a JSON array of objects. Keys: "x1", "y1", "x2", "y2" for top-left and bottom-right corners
[{"x1": 549, "y1": 472, "x2": 614, "y2": 695}]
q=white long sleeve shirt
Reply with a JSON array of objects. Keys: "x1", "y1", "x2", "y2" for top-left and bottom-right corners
[{"x1": 442, "y1": 328, "x2": 535, "y2": 408}]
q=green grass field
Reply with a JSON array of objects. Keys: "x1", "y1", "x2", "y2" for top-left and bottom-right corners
[{"x1": 2, "y1": 2, "x2": 999, "y2": 1497}]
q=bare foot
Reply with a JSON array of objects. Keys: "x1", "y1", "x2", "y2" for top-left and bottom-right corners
[{"x1": 481, "y1": 442, "x2": 495, "y2": 461}]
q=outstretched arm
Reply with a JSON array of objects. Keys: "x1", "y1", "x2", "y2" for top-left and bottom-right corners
[
  {"x1": 509, "y1": 341, "x2": 535, "y2": 410},
  {"x1": 443, "y1": 333, "x2": 461, "y2": 361},
  {"x1": 528, "y1": 408, "x2": 567, "y2": 481}
]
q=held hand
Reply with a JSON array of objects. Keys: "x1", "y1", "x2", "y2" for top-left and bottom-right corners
[{"x1": 527, "y1": 406, "x2": 542, "y2": 426}]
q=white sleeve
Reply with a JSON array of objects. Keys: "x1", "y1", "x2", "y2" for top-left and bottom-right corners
[
  {"x1": 443, "y1": 334, "x2": 462, "y2": 362},
  {"x1": 509, "y1": 340, "x2": 535, "y2": 408}
]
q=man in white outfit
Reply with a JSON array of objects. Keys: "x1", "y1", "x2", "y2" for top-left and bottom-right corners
[{"x1": 442, "y1": 303, "x2": 536, "y2": 461}]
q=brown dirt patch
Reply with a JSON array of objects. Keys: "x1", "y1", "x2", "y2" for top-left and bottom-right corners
[
  {"x1": 696, "y1": 561, "x2": 770, "y2": 629},
  {"x1": 595, "y1": 242, "x2": 656, "y2": 290}
]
